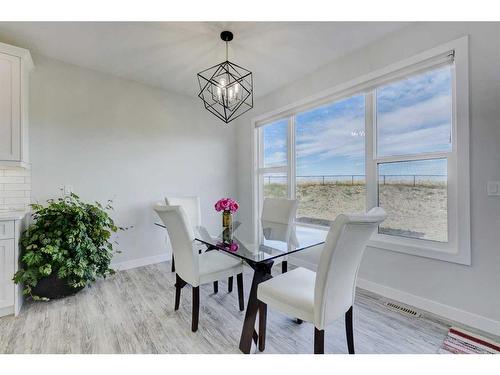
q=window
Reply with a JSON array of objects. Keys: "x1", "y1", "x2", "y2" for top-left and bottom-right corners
[
  {"x1": 374, "y1": 66, "x2": 452, "y2": 243},
  {"x1": 262, "y1": 119, "x2": 287, "y2": 168},
  {"x1": 295, "y1": 95, "x2": 366, "y2": 226},
  {"x1": 376, "y1": 66, "x2": 453, "y2": 157},
  {"x1": 254, "y1": 37, "x2": 470, "y2": 264},
  {"x1": 263, "y1": 173, "x2": 287, "y2": 199},
  {"x1": 377, "y1": 159, "x2": 448, "y2": 242},
  {"x1": 258, "y1": 118, "x2": 290, "y2": 210}
]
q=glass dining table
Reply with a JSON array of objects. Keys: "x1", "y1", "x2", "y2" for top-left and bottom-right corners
[{"x1": 155, "y1": 219, "x2": 328, "y2": 353}]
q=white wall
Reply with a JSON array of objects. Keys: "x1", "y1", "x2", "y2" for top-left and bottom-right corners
[
  {"x1": 30, "y1": 55, "x2": 237, "y2": 267},
  {"x1": 234, "y1": 22, "x2": 500, "y2": 330}
]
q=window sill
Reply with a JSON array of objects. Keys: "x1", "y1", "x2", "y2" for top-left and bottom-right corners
[
  {"x1": 368, "y1": 234, "x2": 471, "y2": 266},
  {"x1": 294, "y1": 221, "x2": 470, "y2": 265}
]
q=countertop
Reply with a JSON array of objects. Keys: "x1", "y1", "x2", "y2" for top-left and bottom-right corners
[{"x1": 0, "y1": 210, "x2": 29, "y2": 220}]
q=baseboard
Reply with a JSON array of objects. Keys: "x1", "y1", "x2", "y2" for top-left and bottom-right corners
[
  {"x1": 0, "y1": 305, "x2": 14, "y2": 318},
  {"x1": 111, "y1": 253, "x2": 170, "y2": 271},
  {"x1": 357, "y1": 278, "x2": 500, "y2": 337}
]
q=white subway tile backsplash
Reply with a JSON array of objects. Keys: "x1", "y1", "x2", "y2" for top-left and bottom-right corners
[
  {"x1": 0, "y1": 167, "x2": 31, "y2": 210},
  {"x1": 3, "y1": 197, "x2": 31, "y2": 205},
  {"x1": 3, "y1": 183, "x2": 31, "y2": 191},
  {"x1": 0, "y1": 190, "x2": 26, "y2": 198},
  {"x1": 0, "y1": 176, "x2": 26, "y2": 184},
  {"x1": 3, "y1": 169, "x2": 30, "y2": 177},
  {"x1": 5, "y1": 204, "x2": 27, "y2": 210}
]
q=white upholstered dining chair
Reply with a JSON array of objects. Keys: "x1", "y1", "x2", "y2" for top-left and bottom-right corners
[
  {"x1": 165, "y1": 196, "x2": 234, "y2": 294},
  {"x1": 165, "y1": 196, "x2": 201, "y2": 233},
  {"x1": 256, "y1": 207, "x2": 387, "y2": 354},
  {"x1": 154, "y1": 204, "x2": 245, "y2": 332},
  {"x1": 165, "y1": 196, "x2": 202, "y2": 271},
  {"x1": 260, "y1": 197, "x2": 298, "y2": 273}
]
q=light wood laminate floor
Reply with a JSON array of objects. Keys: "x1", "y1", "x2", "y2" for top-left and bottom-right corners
[{"x1": 0, "y1": 262, "x2": 495, "y2": 354}]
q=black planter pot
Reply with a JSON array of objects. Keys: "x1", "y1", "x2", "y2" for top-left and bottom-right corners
[{"x1": 31, "y1": 274, "x2": 85, "y2": 300}]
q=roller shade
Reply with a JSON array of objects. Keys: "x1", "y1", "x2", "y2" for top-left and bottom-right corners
[{"x1": 361, "y1": 50, "x2": 455, "y2": 93}]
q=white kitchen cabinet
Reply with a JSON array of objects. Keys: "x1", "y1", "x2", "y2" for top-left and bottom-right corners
[
  {"x1": 0, "y1": 239, "x2": 15, "y2": 313},
  {"x1": 0, "y1": 42, "x2": 33, "y2": 167},
  {"x1": 0, "y1": 213, "x2": 26, "y2": 317}
]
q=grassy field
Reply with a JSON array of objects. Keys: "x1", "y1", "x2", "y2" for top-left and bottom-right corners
[{"x1": 264, "y1": 182, "x2": 447, "y2": 242}]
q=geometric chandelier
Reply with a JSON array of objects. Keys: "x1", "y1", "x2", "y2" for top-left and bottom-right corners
[{"x1": 197, "y1": 31, "x2": 254, "y2": 124}]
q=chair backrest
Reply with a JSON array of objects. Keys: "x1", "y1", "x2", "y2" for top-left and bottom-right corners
[
  {"x1": 261, "y1": 198, "x2": 298, "y2": 225},
  {"x1": 313, "y1": 207, "x2": 386, "y2": 329},
  {"x1": 154, "y1": 204, "x2": 199, "y2": 285},
  {"x1": 165, "y1": 196, "x2": 201, "y2": 235}
]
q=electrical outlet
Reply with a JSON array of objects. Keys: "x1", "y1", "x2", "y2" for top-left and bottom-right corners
[
  {"x1": 487, "y1": 181, "x2": 500, "y2": 196},
  {"x1": 63, "y1": 185, "x2": 73, "y2": 196}
]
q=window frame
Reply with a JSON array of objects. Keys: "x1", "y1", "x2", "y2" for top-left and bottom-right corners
[{"x1": 252, "y1": 36, "x2": 470, "y2": 265}]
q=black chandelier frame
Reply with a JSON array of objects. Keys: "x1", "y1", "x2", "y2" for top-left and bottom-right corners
[{"x1": 197, "y1": 31, "x2": 254, "y2": 124}]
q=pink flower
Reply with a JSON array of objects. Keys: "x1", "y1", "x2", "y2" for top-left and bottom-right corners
[
  {"x1": 230, "y1": 201, "x2": 239, "y2": 213},
  {"x1": 220, "y1": 198, "x2": 229, "y2": 210},
  {"x1": 216, "y1": 241, "x2": 239, "y2": 252},
  {"x1": 214, "y1": 198, "x2": 239, "y2": 213}
]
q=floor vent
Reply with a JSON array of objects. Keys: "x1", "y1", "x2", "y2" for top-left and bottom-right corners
[{"x1": 384, "y1": 302, "x2": 421, "y2": 318}]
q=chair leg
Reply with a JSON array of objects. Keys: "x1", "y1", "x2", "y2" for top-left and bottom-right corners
[
  {"x1": 213, "y1": 281, "x2": 218, "y2": 294},
  {"x1": 258, "y1": 302, "x2": 267, "y2": 352},
  {"x1": 174, "y1": 285, "x2": 181, "y2": 311},
  {"x1": 192, "y1": 286, "x2": 200, "y2": 332},
  {"x1": 345, "y1": 306, "x2": 355, "y2": 354},
  {"x1": 228, "y1": 276, "x2": 233, "y2": 293},
  {"x1": 174, "y1": 274, "x2": 186, "y2": 311},
  {"x1": 282, "y1": 261, "x2": 288, "y2": 273},
  {"x1": 314, "y1": 328, "x2": 324, "y2": 354},
  {"x1": 171, "y1": 254, "x2": 175, "y2": 272},
  {"x1": 237, "y1": 273, "x2": 245, "y2": 311}
]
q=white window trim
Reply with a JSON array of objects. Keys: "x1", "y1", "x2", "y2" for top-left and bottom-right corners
[{"x1": 252, "y1": 36, "x2": 470, "y2": 265}]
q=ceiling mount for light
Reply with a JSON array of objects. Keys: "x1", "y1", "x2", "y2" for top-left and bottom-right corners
[
  {"x1": 197, "y1": 30, "x2": 254, "y2": 124},
  {"x1": 220, "y1": 30, "x2": 233, "y2": 42}
]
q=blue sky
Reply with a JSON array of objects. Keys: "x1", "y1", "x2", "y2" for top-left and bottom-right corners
[{"x1": 263, "y1": 66, "x2": 451, "y2": 177}]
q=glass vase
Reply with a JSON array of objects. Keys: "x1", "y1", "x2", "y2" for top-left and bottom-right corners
[
  {"x1": 222, "y1": 210, "x2": 233, "y2": 244},
  {"x1": 222, "y1": 210, "x2": 232, "y2": 229}
]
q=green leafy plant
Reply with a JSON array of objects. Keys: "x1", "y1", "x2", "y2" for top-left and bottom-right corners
[{"x1": 14, "y1": 193, "x2": 124, "y2": 300}]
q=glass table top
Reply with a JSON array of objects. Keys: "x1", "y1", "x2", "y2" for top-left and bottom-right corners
[{"x1": 195, "y1": 220, "x2": 328, "y2": 264}]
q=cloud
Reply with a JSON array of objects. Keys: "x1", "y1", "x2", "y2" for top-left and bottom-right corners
[
  {"x1": 264, "y1": 68, "x2": 452, "y2": 174},
  {"x1": 264, "y1": 151, "x2": 287, "y2": 166},
  {"x1": 378, "y1": 122, "x2": 450, "y2": 156},
  {"x1": 378, "y1": 66, "x2": 451, "y2": 111},
  {"x1": 296, "y1": 113, "x2": 365, "y2": 160},
  {"x1": 295, "y1": 91, "x2": 451, "y2": 164},
  {"x1": 377, "y1": 94, "x2": 451, "y2": 155}
]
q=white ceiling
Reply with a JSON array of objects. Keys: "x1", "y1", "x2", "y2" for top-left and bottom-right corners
[{"x1": 0, "y1": 22, "x2": 410, "y2": 98}]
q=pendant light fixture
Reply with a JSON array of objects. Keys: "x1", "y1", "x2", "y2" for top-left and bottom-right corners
[{"x1": 197, "y1": 31, "x2": 254, "y2": 124}]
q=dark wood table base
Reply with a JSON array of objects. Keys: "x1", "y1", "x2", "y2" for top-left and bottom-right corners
[{"x1": 239, "y1": 260, "x2": 274, "y2": 354}]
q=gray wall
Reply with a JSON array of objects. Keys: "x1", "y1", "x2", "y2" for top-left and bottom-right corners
[
  {"x1": 30, "y1": 55, "x2": 237, "y2": 266},
  {"x1": 234, "y1": 22, "x2": 500, "y2": 324}
]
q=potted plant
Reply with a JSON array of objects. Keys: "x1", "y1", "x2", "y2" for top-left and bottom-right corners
[{"x1": 13, "y1": 193, "x2": 124, "y2": 300}]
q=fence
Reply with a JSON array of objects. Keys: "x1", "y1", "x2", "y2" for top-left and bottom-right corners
[{"x1": 264, "y1": 174, "x2": 447, "y2": 187}]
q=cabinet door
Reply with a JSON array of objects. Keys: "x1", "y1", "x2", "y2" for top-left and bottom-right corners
[
  {"x1": 0, "y1": 53, "x2": 21, "y2": 161},
  {"x1": 0, "y1": 239, "x2": 15, "y2": 309}
]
